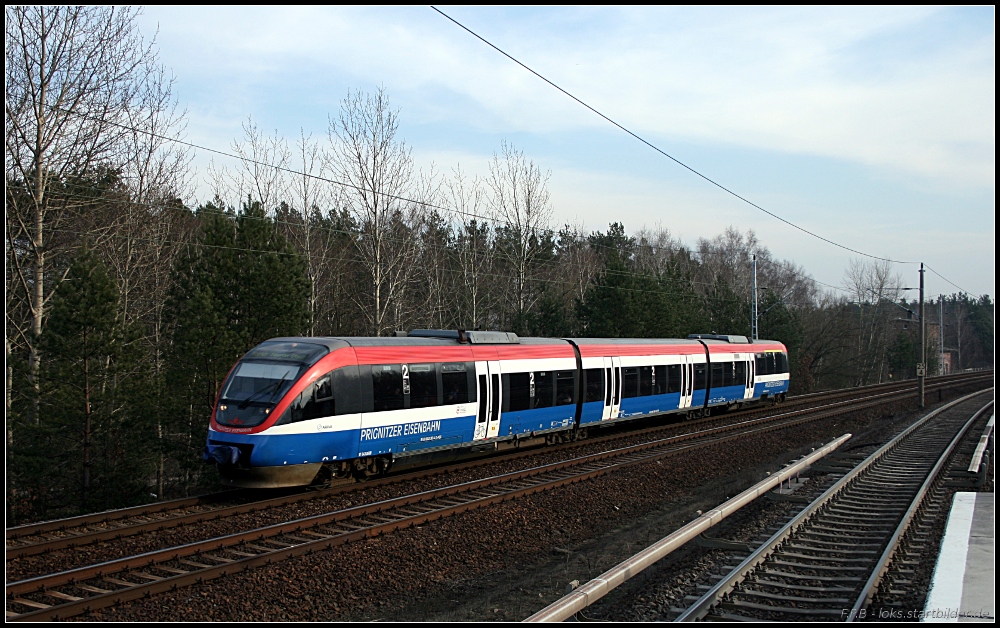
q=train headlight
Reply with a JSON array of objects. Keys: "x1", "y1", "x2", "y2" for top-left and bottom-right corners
[{"x1": 219, "y1": 404, "x2": 227, "y2": 411}]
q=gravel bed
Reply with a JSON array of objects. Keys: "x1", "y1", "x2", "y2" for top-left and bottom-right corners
[
  {"x1": 5, "y1": 389, "x2": 876, "y2": 581},
  {"x1": 583, "y1": 388, "x2": 993, "y2": 622},
  {"x1": 71, "y1": 388, "x2": 988, "y2": 622},
  {"x1": 864, "y1": 396, "x2": 994, "y2": 621}
]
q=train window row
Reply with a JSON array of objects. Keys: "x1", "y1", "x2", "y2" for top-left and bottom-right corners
[
  {"x1": 504, "y1": 371, "x2": 577, "y2": 411},
  {"x1": 286, "y1": 362, "x2": 476, "y2": 423},
  {"x1": 284, "y1": 354, "x2": 789, "y2": 424},
  {"x1": 620, "y1": 365, "x2": 684, "y2": 399},
  {"x1": 370, "y1": 362, "x2": 474, "y2": 411},
  {"x1": 756, "y1": 352, "x2": 789, "y2": 375}
]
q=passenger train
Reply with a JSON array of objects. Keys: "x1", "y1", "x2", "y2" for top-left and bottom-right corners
[{"x1": 203, "y1": 330, "x2": 790, "y2": 488}]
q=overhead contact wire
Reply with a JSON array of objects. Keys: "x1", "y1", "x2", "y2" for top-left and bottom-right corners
[{"x1": 430, "y1": 6, "x2": 917, "y2": 266}]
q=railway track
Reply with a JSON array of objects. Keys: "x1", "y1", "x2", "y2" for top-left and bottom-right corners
[
  {"x1": 674, "y1": 389, "x2": 993, "y2": 622},
  {"x1": 6, "y1": 376, "x2": 991, "y2": 621},
  {"x1": 7, "y1": 372, "x2": 984, "y2": 562}
]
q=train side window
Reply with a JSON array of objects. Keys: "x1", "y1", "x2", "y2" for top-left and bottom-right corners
[
  {"x1": 441, "y1": 363, "x2": 469, "y2": 405},
  {"x1": 735, "y1": 361, "x2": 746, "y2": 385},
  {"x1": 639, "y1": 366, "x2": 653, "y2": 397},
  {"x1": 409, "y1": 363, "x2": 438, "y2": 408},
  {"x1": 755, "y1": 353, "x2": 766, "y2": 377},
  {"x1": 477, "y1": 375, "x2": 488, "y2": 422},
  {"x1": 711, "y1": 363, "x2": 724, "y2": 389},
  {"x1": 466, "y1": 362, "x2": 477, "y2": 402},
  {"x1": 694, "y1": 364, "x2": 707, "y2": 390},
  {"x1": 332, "y1": 367, "x2": 362, "y2": 415},
  {"x1": 556, "y1": 371, "x2": 575, "y2": 406},
  {"x1": 508, "y1": 372, "x2": 531, "y2": 411},
  {"x1": 653, "y1": 365, "x2": 666, "y2": 395},
  {"x1": 372, "y1": 364, "x2": 404, "y2": 411},
  {"x1": 289, "y1": 375, "x2": 335, "y2": 422},
  {"x1": 622, "y1": 367, "x2": 639, "y2": 398},
  {"x1": 765, "y1": 353, "x2": 776, "y2": 376},
  {"x1": 315, "y1": 375, "x2": 333, "y2": 402},
  {"x1": 533, "y1": 371, "x2": 554, "y2": 409},
  {"x1": 667, "y1": 365, "x2": 682, "y2": 393},
  {"x1": 723, "y1": 362, "x2": 735, "y2": 387},
  {"x1": 584, "y1": 368, "x2": 604, "y2": 403},
  {"x1": 778, "y1": 353, "x2": 789, "y2": 374}
]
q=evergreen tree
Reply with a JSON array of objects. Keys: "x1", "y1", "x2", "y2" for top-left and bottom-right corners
[
  {"x1": 163, "y1": 201, "x2": 310, "y2": 494},
  {"x1": 578, "y1": 223, "x2": 705, "y2": 338},
  {"x1": 705, "y1": 280, "x2": 750, "y2": 337},
  {"x1": 13, "y1": 247, "x2": 152, "y2": 519},
  {"x1": 757, "y1": 290, "x2": 805, "y2": 388}
]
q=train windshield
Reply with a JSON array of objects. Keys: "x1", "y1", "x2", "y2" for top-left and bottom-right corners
[
  {"x1": 216, "y1": 341, "x2": 328, "y2": 428},
  {"x1": 222, "y1": 362, "x2": 302, "y2": 404}
]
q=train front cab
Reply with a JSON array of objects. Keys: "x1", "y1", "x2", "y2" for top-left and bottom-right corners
[{"x1": 753, "y1": 347, "x2": 790, "y2": 402}]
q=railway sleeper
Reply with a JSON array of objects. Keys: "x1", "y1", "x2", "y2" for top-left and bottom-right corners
[
  {"x1": 752, "y1": 579, "x2": 854, "y2": 593},
  {"x1": 768, "y1": 559, "x2": 868, "y2": 571},
  {"x1": 760, "y1": 569, "x2": 864, "y2": 583},
  {"x1": 295, "y1": 529, "x2": 333, "y2": 539},
  {"x1": 732, "y1": 590, "x2": 851, "y2": 604},
  {"x1": 807, "y1": 522, "x2": 892, "y2": 533},
  {"x1": 818, "y1": 512, "x2": 899, "y2": 522},
  {"x1": 796, "y1": 531, "x2": 884, "y2": 542},
  {"x1": 782, "y1": 543, "x2": 878, "y2": 555},
  {"x1": 155, "y1": 566, "x2": 193, "y2": 576},
  {"x1": 718, "y1": 600, "x2": 844, "y2": 615},
  {"x1": 774, "y1": 551, "x2": 874, "y2": 563},
  {"x1": 42, "y1": 591, "x2": 83, "y2": 602}
]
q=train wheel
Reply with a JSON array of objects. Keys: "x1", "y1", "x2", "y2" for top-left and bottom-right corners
[
  {"x1": 309, "y1": 465, "x2": 334, "y2": 489},
  {"x1": 353, "y1": 456, "x2": 392, "y2": 481}
]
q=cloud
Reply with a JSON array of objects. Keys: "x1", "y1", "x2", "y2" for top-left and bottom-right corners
[
  {"x1": 137, "y1": 6, "x2": 995, "y2": 297},
  {"x1": 142, "y1": 7, "x2": 995, "y2": 191}
]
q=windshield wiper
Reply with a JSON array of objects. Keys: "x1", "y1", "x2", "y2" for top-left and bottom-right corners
[{"x1": 237, "y1": 368, "x2": 294, "y2": 409}]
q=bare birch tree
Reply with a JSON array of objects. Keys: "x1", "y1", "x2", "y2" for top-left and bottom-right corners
[
  {"x1": 327, "y1": 88, "x2": 422, "y2": 336},
  {"x1": 5, "y1": 6, "x2": 183, "y2": 421},
  {"x1": 486, "y1": 141, "x2": 553, "y2": 327},
  {"x1": 208, "y1": 117, "x2": 290, "y2": 212},
  {"x1": 843, "y1": 258, "x2": 905, "y2": 384},
  {"x1": 270, "y1": 130, "x2": 333, "y2": 336},
  {"x1": 447, "y1": 166, "x2": 494, "y2": 330}
]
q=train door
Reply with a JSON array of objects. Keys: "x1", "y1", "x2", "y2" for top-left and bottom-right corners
[
  {"x1": 611, "y1": 356, "x2": 622, "y2": 419},
  {"x1": 600, "y1": 357, "x2": 612, "y2": 421},
  {"x1": 601, "y1": 356, "x2": 622, "y2": 420},
  {"x1": 473, "y1": 360, "x2": 502, "y2": 441},
  {"x1": 743, "y1": 358, "x2": 755, "y2": 400},
  {"x1": 680, "y1": 358, "x2": 694, "y2": 409}
]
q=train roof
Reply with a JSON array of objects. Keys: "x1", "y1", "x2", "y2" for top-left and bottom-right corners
[
  {"x1": 265, "y1": 335, "x2": 568, "y2": 349},
  {"x1": 266, "y1": 335, "x2": 784, "y2": 349}
]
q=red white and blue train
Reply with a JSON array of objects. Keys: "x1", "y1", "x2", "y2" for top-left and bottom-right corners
[{"x1": 204, "y1": 330, "x2": 790, "y2": 488}]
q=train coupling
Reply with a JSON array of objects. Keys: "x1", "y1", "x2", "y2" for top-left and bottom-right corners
[{"x1": 203, "y1": 444, "x2": 241, "y2": 466}]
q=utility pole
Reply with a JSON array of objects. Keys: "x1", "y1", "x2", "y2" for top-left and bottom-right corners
[
  {"x1": 939, "y1": 295, "x2": 945, "y2": 375},
  {"x1": 751, "y1": 254, "x2": 758, "y2": 341},
  {"x1": 918, "y1": 263, "x2": 925, "y2": 408}
]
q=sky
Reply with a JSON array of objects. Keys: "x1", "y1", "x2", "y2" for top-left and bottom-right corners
[{"x1": 136, "y1": 6, "x2": 995, "y2": 300}]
